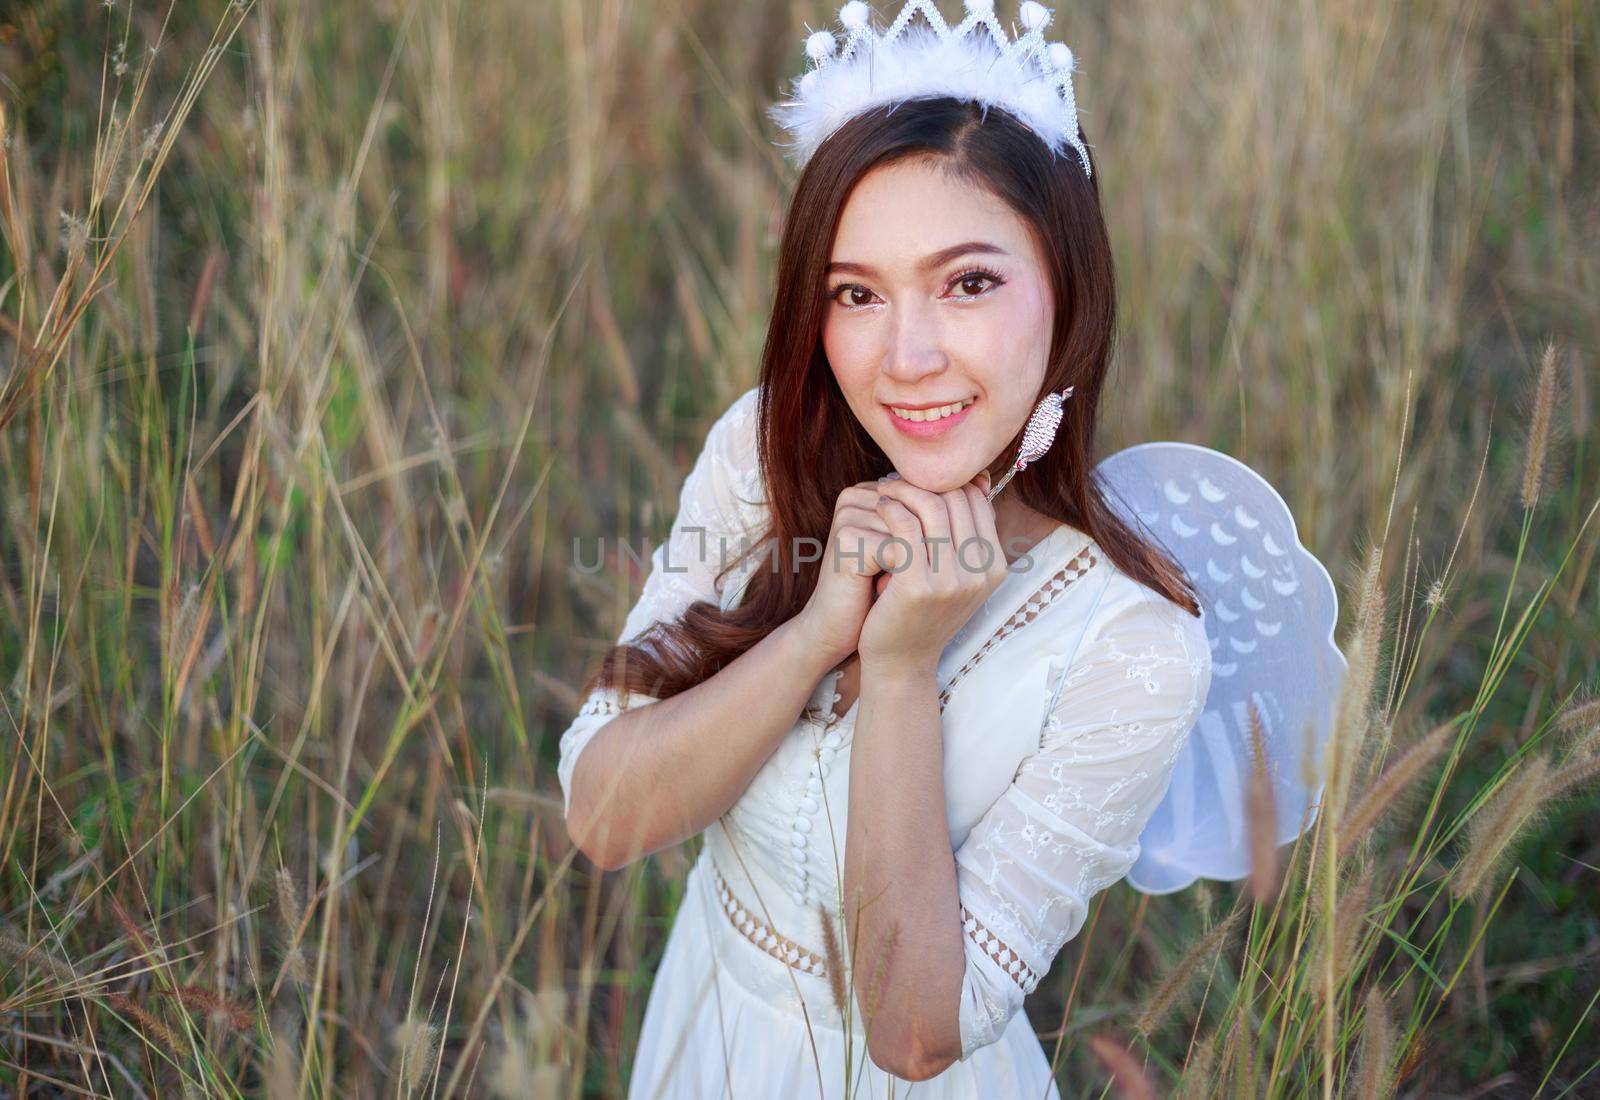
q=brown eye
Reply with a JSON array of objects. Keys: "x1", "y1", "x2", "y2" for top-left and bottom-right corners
[
  {"x1": 829, "y1": 284, "x2": 878, "y2": 309},
  {"x1": 951, "y1": 270, "x2": 1003, "y2": 298}
]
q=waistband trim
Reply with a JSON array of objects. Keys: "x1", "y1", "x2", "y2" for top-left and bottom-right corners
[{"x1": 710, "y1": 859, "x2": 832, "y2": 981}]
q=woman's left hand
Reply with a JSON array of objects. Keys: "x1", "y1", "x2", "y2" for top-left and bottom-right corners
[{"x1": 857, "y1": 471, "x2": 1010, "y2": 671}]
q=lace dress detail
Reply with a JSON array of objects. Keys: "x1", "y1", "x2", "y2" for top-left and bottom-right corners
[
  {"x1": 950, "y1": 578, "x2": 1211, "y2": 1060},
  {"x1": 960, "y1": 903, "x2": 1042, "y2": 993},
  {"x1": 938, "y1": 544, "x2": 1099, "y2": 712},
  {"x1": 713, "y1": 863, "x2": 830, "y2": 979},
  {"x1": 710, "y1": 880, "x2": 1045, "y2": 996}
]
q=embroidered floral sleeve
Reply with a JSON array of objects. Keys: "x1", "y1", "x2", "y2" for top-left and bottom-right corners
[
  {"x1": 555, "y1": 386, "x2": 767, "y2": 820},
  {"x1": 950, "y1": 575, "x2": 1213, "y2": 1061}
]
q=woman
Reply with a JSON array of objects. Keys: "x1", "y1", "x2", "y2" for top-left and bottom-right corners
[{"x1": 557, "y1": 4, "x2": 1215, "y2": 1096}]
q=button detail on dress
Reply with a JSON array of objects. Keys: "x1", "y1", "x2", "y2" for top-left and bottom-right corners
[{"x1": 791, "y1": 716, "x2": 844, "y2": 907}]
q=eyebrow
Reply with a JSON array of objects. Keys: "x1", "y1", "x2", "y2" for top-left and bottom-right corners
[{"x1": 825, "y1": 241, "x2": 1009, "y2": 278}]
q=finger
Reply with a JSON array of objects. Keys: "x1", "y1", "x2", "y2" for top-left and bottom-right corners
[
  {"x1": 941, "y1": 486, "x2": 978, "y2": 590},
  {"x1": 836, "y1": 484, "x2": 887, "y2": 515},
  {"x1": 874, "y1": 496, "x2": 925, "y2": 578},
  {"x1": 875, "y1": 480, "x2": 951, "y2": 571},
  {"x1": 832, "y1": 509, "x2": 891, "y2": 578},
  {"x1": 835, "y1": 504, "x2": 892, "y2": 534},
  {"x1": 833, "y1": 525, "x2": 892, "y2": 577},
  {"x1": 963, "y1": 479, "x2": 1007, "y2": 583}
]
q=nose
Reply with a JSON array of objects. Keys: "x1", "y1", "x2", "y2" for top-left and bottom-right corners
[{"x1": 879, "y1": 299, "x2": 948, "y2": 386}]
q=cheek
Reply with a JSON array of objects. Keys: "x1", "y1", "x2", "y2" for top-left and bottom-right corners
[
  {"x1": 1001, "y1": 282, "x2": 1053, "y2": 354},
  {"x1": 822, "y1": 318, "x2": 878, "y2": 394},
  {"x1": 965, "y1": 287, "x2": 1052, "y2": 382}
]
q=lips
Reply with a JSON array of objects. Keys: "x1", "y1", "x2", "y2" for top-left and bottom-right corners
[{"x1": 885, "y1": 397, "x2": 978, "y2": 439}]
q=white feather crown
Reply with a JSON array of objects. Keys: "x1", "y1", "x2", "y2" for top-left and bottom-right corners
[{"x1": 768, "y1": 1, "x2": 1091, "y2": 178}]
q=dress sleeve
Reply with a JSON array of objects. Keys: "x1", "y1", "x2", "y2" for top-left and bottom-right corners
[
  {"x1": 555, "y1": 386, "x2": 767, "y2": 820},
  {"x1": 950, "y1": 576, "x2": 1213, "y2": 1060}
]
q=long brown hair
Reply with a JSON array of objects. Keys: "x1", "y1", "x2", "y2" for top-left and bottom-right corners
[{"x1": 587, "y1": 98, "x2": 1198, "y2": 702}]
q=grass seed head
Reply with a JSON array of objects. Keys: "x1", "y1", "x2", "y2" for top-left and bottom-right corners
[
  {"x1": 393, "y1": 1012, "x2": 441, "y2": 1093},
  {"x1": 1340, "y1": 721, "x2": 1454, "y2": 858},
  {"x1": 1134, "y1": 907, "x2": 1242, "y2": 1036},
  {"x1": 1520, "y1": 342, "x2": 1563, "y2": 510},
  {"x1": 1450, "y1": 755, "x2": 1553, "y2": 901},
  {"x1": 59, "y1": 211, "x2": 91, "y2": 262},
  {"x1": 817, "y1": 900, "x2": 848, "y2": 1018},
  {"x1": 1357, "y1": 986, "x2": 1395, "y2": 1100}
]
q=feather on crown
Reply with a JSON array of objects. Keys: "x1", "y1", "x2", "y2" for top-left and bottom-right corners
[{"x1": 769, "y1": 1, "x2": 1091, "y2": 177}]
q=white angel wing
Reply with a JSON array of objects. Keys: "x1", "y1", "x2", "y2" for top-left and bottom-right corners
[{"x1": 1093, "y1": 442, "x2": 1345, "y2": 895}]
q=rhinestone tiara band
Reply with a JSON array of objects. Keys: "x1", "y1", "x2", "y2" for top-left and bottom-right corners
[{"x1": 769, "y1": 1, "x2": 1091, "y2": 178}]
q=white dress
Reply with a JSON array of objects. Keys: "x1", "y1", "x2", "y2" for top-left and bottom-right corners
[{"x1": 557, "y1": 386, "x2": 1213, "y2": 1099}]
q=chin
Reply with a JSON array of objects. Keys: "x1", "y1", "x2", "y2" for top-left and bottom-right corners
[{"x1": 893, "y1": 463, "x2": 980, "y2": 494}]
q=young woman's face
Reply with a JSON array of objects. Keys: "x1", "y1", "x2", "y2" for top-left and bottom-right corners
[{"x1": 822, "y1": 156, "x2": 1055, "y2": 493}]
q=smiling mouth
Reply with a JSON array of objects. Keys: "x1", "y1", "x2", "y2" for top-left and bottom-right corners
[{"x1": 884, "y1": 397, "x2": 977, "y2": 423}]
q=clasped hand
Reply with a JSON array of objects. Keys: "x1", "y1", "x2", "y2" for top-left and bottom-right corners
[{"x1": 799, "y1": 470, "x2": 1010, "y2": 671}]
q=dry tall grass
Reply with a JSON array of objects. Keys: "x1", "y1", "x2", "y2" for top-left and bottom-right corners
[{"x1": 1, "y1": 0, "x2": 1597, "y2": 1095}]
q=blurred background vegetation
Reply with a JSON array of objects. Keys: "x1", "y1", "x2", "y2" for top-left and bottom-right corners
[{"x1": 0, "y1": 0, "x2": 1597, "y2": 1095}]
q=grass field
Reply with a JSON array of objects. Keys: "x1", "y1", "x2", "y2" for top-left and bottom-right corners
[{"x1": 1, "y1": 0, "x2": 1598, "y2": 1095}]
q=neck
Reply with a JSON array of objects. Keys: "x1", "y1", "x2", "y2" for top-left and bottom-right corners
[{"x1": 990, "y1": 495, "x2": 1059, "y2": 566}]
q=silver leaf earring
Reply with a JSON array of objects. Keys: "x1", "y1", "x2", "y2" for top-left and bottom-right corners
[{"x1": 984, "y1": 386, "x2": 1074, "y2": 502}]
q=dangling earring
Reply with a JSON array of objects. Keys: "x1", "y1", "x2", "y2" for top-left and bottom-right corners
[{"x1": 984, "y1": 386, "x2": 1074, "y2": 502}]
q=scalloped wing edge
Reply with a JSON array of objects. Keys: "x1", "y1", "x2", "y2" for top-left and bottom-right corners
[{"x1": 1093, "y1": 442, "x2": 1348, "y2": 896}]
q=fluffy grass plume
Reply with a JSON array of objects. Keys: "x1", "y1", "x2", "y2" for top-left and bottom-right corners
[
  {"x1": 1357, "y1": 987, "x2": 1396, "y2": 1100},
  {"x1": 1089, "y1": 1032, "x2": 1159, "y2": 1100},
  {"x1": 817, "y1": 899, "x2": 849, "y2": 1019},
  {"x1": 1338, "y1": 721, "x2": 1455, "y2": 857},
  {"x1": 1520, "y1": 342, "x2": 1562, "y2": 510},
  {"x1": 1244, "y1": 700, "x2": 1280, "y2": 903},
  {"x1": 1450, "y1": 756, "x2": 1553, "y2": 901},
  {"x1": 1555, "y1": 691, "x2": 1600, "y2": 758},
  {"x1": 1134, "y1": 907, "x2": 1243, "y2": 1037},
  {"x1": 393, "y1": 1013, "x2": 442, "y2": 1094}
]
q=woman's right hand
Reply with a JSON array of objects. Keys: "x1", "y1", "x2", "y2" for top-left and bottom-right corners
[{"x1": 796, "y1": 478, "x2": 898, "y2": 664}]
